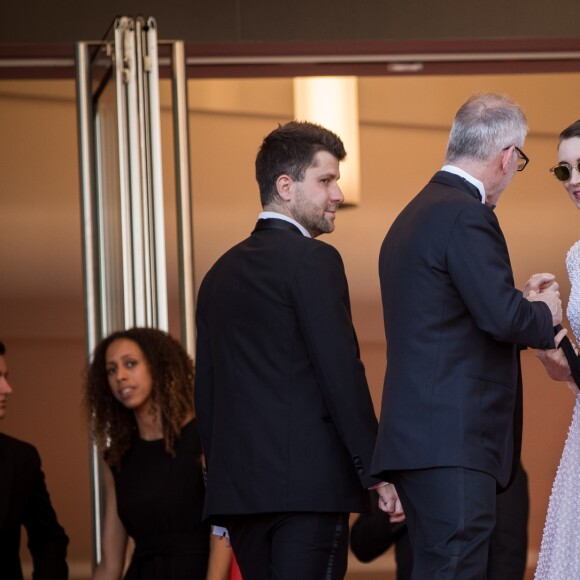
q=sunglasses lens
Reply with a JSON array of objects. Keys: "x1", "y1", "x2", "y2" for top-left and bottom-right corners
[{"x1": 554, "y1": 165, "x2": 571, "y2": 181}]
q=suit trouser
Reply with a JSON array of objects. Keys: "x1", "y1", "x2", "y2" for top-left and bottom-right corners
[
  {"x1": 488, "y1": 463, "x2": 529, "y2": 580},
  {"x1": 224, "y1": 512, "x2": 349, "y2": 580},
  {"x1": 392, "y1": 467, "x2": 496, "y2": 580}
]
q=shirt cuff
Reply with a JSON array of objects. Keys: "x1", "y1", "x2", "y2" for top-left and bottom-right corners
[{"x1": 369, "y1": 481, "x2": 390, "y2": 490}]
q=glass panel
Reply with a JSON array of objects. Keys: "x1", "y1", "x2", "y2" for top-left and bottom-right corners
[{"x1": 94, "y1": 71, "x2": 126, "y2": 334}]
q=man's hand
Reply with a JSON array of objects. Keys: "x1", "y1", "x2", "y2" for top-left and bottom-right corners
[
  {"x1": 526, "y1": 289, "x2": 562, "y2": 327},
  {"x1": 376, "y1": 483, "x2": 405, "y2": 523},
  {"x1": 523, "y1": 272, "x2": 562, "y2": 326},
  {"x1": 534, "y1": 327, "x2": 576, "y2": 382},
  {"x1": 523, "y1": 272, "x2": 559, "y2": 297}
]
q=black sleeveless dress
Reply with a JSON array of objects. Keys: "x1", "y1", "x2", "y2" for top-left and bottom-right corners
[{"x1": 113, "y1": 419, "x2": 210, "y2": 579}]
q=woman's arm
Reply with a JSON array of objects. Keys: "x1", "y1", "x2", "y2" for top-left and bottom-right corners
[
  {"x1": 92, "y1": 461, "x2": 129, "y2": 580},
  {"x1": 205, "y1": 531, "x2": 232, "y2": 580}
]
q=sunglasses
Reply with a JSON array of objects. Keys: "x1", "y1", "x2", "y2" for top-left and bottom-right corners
[{"x1": 550, "y1": 162, "x2": 580, "y2": 182}]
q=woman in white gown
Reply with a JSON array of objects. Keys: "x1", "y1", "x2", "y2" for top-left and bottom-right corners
[{"x1": 535, "y1": 119, "x2": 580, "y2": 579}]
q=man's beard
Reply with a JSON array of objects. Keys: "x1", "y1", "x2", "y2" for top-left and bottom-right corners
[{"x1": 293, "y1": 193, "x2": 336, "y2": 238}]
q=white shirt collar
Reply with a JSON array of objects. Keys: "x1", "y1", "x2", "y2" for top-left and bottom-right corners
[
  {"x1": 258, "y1": 211, "x2": 311, "y2": 237},
  {"x1": 441, "y1": 165, "x2": 486, "y2": 204}
]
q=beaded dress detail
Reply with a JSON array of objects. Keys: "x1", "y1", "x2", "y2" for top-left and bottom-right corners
[{"x1": 535, "y1": 240, "x2": 580, "y2": 579}]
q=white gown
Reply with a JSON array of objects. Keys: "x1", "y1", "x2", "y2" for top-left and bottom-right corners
[{"x1": 535, "y1": 240, "x2": 580, "y2": 579}]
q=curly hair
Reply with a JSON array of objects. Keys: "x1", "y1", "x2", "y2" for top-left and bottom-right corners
[{"x1": 84, "y1": 327, "x2": 195, "y2": 469}]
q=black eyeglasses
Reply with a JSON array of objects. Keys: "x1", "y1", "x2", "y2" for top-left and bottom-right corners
[
  {"x1": 550, "y1": 162, "x2": 580, "y2": 182},
  {"x1": 503, "y1": 145, "x2": 529, "y2": 172}
]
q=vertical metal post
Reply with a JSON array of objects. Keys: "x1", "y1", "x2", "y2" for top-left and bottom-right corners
[
  {"x1": 114, "y1": 18, "x2": 138, "y2": 328},
  {"x1": 143, "y1": 18, "x2": 169, "y2": 331},
  {"x1": 134, "y1": 17, "x2": 150, "y2": 325},
  {"x1": 75, "y1": 41, "x2": 103, "y2": 567},
  {"x1": 171, "y1": 41, "x2": 196, "y2": 357}
]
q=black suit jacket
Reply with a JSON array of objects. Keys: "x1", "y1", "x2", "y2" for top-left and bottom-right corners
[
  {"x1": 0, "y1": 432, "x2": 68, "y2": 580},
  {"x1": 371, "y1": 172, "x2": 554, "y2": 487},
  {"x1": 195, "y1": 218, "x2": 379, "y2": 521}
]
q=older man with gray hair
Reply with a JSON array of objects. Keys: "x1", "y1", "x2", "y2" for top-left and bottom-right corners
[{"x1": 371, "y1": 93, "x2": 562, "y2": 579}]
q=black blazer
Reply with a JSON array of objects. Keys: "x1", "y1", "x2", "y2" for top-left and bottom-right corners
[
  {"x1": 371, "y1": 172, "x2": 554, "y2": 487},
  {"x1": 195, "y1": 218, "x2": 379, "y2": 521},
  {"x1": 0, "y1": 433, "x2": 68, "y2": 580}
]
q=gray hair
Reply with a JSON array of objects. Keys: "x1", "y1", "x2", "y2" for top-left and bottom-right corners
[{"x1": 445, "y1": 93, "x2": 528, "y2": 164}]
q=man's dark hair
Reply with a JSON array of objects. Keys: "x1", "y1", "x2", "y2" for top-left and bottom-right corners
[
  {"x1": 255, "y1": 120, "x2": 346, "y2": 208},
  {"x1": 0, "y1": 341, "x2": 5, "y2": 356}
]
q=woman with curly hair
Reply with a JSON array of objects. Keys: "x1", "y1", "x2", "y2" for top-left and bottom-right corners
[{"x1": 85, "y1": 327, "x2": 230, "y2": 580}]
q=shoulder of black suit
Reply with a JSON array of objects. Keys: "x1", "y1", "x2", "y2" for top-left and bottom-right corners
[
  {"x1": 252, "y1": 218, "x2": 303, "y2": 235},
  {"x1": 459, "y1": 177, "x2": 483, "y2": 203},
  {"x1": 433, "y1": 171, "x2": 483, "y2": 204}
]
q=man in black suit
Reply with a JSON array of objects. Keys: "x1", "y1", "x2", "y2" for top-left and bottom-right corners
[
  {"x1": 195, "y1": 121, "x2": 402, "y2": 580},
  {"x1": 371, "y1": 93, "x2": 562, "y2": 579},
  {"x1": 0, "y1": 340, "x2": 69, "y2": 580}
]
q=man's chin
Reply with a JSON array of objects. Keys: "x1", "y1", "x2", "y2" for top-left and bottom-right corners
[
  {"x1": 324, "y1": 215, "x2": 336, "y2": 229},
  {"x1": 317, "y1": 224, "x2": 335, "y2": 237}
]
